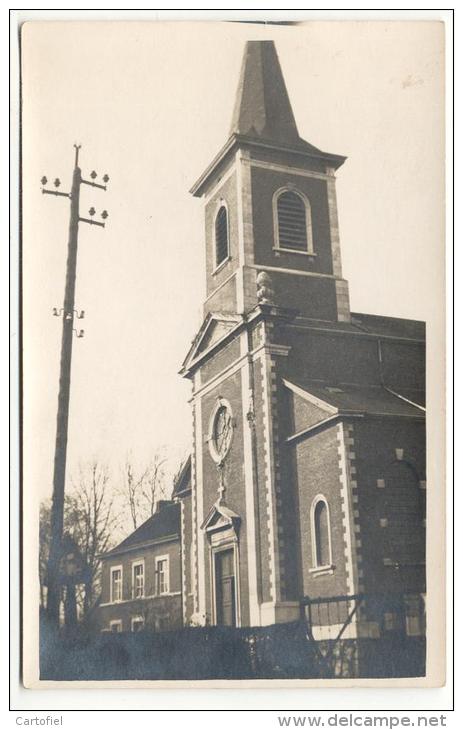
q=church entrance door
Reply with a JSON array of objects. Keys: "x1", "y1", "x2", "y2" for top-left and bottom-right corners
[{"x1": 215, "y1": 548, "x2": 236, "y2": 627}]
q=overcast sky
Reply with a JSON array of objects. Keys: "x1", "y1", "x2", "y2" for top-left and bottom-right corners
[{"x1": 21, "y1": 21, "x2": 444, "y2": 503}]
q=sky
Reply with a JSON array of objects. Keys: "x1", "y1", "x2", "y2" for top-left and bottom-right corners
[{"x1": 21, "y1": 20, "x2": 444, "y2": 504}]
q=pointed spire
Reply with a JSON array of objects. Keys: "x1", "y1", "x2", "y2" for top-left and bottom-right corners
[
  {"x1": 190, "y1": 40, "x2": 346, "y2": 197},
  {"x1": 230, "y1": 41, "x2": 300, "y2": 146}
]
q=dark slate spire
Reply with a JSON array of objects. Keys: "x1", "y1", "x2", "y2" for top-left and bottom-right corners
[
  {"x1": 190, "y1": 40, "x2": 346, "y2": 196},
  {"x1": 230, "y1": 40, "x2": 301, "y2": 146}
]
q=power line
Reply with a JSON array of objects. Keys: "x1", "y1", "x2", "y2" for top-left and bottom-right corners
[{"x1": 42, "y1": 144, "x2": 109, "y2": 627}]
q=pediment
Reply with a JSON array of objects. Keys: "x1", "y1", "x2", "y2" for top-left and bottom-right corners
[
  {"x1": 181, "y1": 312, "x2": 241, "y2": 374},
  {"x1": 196, "y1": 319, "x2": 236, "y2": 355},
  {"x1": 201, "y1": 502, "x2": 241, "y2": 533}
]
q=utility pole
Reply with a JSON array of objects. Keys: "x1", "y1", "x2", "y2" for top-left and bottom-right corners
[{"x1": 42, "y1": 145, "x2": 109, "y2": 627}]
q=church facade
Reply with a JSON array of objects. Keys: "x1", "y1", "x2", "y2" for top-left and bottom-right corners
[{"x1": 99, "y1": 40, "x2": 426, "y2": 638}]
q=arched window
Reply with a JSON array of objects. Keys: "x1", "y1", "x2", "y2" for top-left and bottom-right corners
[
  {"x1": 382, "y1": 461, "x2": 425, "y2": 566},
  {"x1": 215, "y1": 205, "x2": 229, "y2": 268},
  {"x1": 274, "y1": 189, "x2": 313, "y2": 253},
  {"x1": 311, "y1": 497, "x2": 332, "y2": 568}
]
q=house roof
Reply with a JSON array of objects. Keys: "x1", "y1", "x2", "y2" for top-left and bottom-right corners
[
  {"x1": 103, "y1": 501, "x2": 180, "y2": 557},
  {"x1": 284, "y1": 378, "x2": 425, "y2": 421}
]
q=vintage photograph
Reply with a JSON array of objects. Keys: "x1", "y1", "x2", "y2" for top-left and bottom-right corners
[{"x1": 20, "y1": 20, "x2": 445, "y2": 686}]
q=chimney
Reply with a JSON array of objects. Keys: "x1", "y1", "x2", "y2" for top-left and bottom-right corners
[{"x1": 156, "y1": 500, "x2": 172, "y2": 513}]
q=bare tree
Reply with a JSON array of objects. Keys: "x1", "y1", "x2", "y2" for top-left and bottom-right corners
[
  {"x1": 70, "y1": 461, "x2": 118, "y2": 615},
  {"x1": 141, "y1": 454, "x2": 167, "y2": 517},
  {"x1": 120, "y1": 457, "x2": 149, "y2": 530},
  {"x1": 119, "y1": 452, "x2": 169, "y2": 529}
]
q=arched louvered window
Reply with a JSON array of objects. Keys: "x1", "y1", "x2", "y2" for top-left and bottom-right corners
[
  {"x1": 274, "y1": 189, "x2": 313, "y2": 253},
  {"x1": 215, "y1": 205, "x2": 229, "y2": 268},
  {"x1": 311, "y1": 497, "x2": 332, "y2": 568}
]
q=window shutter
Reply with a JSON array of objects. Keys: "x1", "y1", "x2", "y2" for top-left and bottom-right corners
[{"x1": 277, "y1": 191, "x2": 308, "y2": 251}]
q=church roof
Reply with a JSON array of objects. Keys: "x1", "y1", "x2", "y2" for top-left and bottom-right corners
[
  {"x1": 290, "y1": 312, "x2": 425, "y2": 342},
  {"x1": 284, "y1": 379, "x2": 425, "y2": 422},
  {"x1": 350, "y1": 313, "x2": 425, "y2": 341},
  {"x1": 230, "y1": 41, "x2": 301, "y2": 147},
  {"x1": 102, "y1": 501, "x2": 180, "y2": 557},
  {"x1": 172, "y1": 455, "x2": 192, "y2": 498}
]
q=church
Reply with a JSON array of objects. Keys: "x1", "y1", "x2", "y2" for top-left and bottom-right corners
[{"x1": 97, "y1": 40, "x2": 426, "y2": 639}]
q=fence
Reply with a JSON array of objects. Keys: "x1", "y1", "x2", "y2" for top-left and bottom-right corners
[
  {"x1": 40, "y1": 619, "x2": 321, "y2": 680},
  {"x1": 300, "y1": 591, "x2": 426, "y2": 678},
  {"x1": 39, "y1": 592, "x2": 426, "y2": 681}
]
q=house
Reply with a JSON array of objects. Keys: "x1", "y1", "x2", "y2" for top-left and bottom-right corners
[
  {"x1": 96, "y1": 500, "x2": 183, "y2": 633},
  {"x1": 98, "y1": 40, "x2": 426, "y2": 638}
]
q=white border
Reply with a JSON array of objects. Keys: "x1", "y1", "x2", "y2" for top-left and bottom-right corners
[{"x1": 9, "y1": 5, "x2": 453, "y2": 715}]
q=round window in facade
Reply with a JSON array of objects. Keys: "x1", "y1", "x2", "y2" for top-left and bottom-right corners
[{"x1": 209, "y1": 400, "x2": 234, "y2": 463}]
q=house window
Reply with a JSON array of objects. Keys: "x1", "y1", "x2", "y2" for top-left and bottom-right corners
[
  {"x1": 110, "y1": 566, "x2": 123, "y2": 603},
  {"x1": 215, "y1": 205, "x2": 229, "y2": 268},
  {"x1": 132, "y1": 561, "x2": 144, "y2": 599},
  {"x1": 131, "y1": 616, "x2": 145, "y2": 632},
  {"x1": 155, "y1": 556, "x2": 169, "y2": 595},
  {"x1": 274, "y1": 188, "x2": 313, "y2": 253},
  {"x1": 311, "y1": 497, "x2": 332, "y2": 569},
  {"x1": 109, "y1": 620, "x2": 122, "y2": 633}
]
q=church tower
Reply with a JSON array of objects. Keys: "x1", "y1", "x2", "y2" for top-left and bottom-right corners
[
  {"x1": 179, "y1": 41, "x2": 426, "y2": 632},
  {"x1": 190, "y1": 40, "x2": 350, "y2": 324}
]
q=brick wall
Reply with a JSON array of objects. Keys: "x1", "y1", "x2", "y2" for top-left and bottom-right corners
[
  {"x1": 199, "y1": 337, "x2": 241, "y2": 385},
  {"x1": 203, "y1": 274, "x2": 238, "y2": 318},
  {"x1": 250, "y1": 167, "x2": 333, "y2": 275},
  {"x1": 249, "y1": 145, "x2": 328, "y2": 174},
  {"x1": 349, "y1": 417, "x2": 426, "y2": 598},
  {"x1": 286, "y1": 329, "x2": 380, "y2": 386},
  {"x1": 97, "y1": 594, "x2": 182, "y2": 633},
  {"x1": 381, "y1": 341, "x2": 425, "y2": 392},
  {"x1": 204, "y1": 171, "x2": 239, "y2": 296},
  {"x1": 98, "y1": 538, "x2": 182, "y2": 632},
  {"x1": 198, "y1": 368, "x2": 251, "y2": 626},
  {"x1": 290, "y1": 390, "x2": 331, "y2": 433},
  {"x1": 293, "y1": 424, "x2": 351, "y2": 600},
  {"x1": 284, "y1": 326, "x2": 425, "y2": 396}
]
